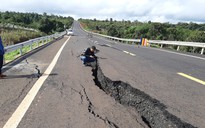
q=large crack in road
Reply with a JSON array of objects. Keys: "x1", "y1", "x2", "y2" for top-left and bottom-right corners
[{"x1": 89, "y1": 60, "x2": 196, "y2": 128}]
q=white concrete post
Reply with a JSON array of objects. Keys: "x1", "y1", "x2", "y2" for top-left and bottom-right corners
[
  {"x1": 201, "y1": 48, "x2": 204, "y2": 55},
  {"x1": 177, "y1": 46, "x2": 180, "y2": 51},
  {"x1": 30, "y1": 44, "x2": 32, "y2": 51},
  {"x1": 19, "y1": 48, "x2": 23, "y2": 55},
  {"x1": 3, "y1": 56, "x2": 5, "y2": 65}
]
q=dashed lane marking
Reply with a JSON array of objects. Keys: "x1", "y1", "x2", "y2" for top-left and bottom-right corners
[
  {"x1": 105, "y1": 44, "x2": 111, "y2": 47},
  {"x1": 95, "y1": 42, "x2": 135, "y2": 57},
  {"x1": 94, "y1": 41, "x2": 99, "y2": 45},
  {"x1": 123, "y1": 50, "x2": 136, "y2": 56},
  {"x1": 123, "y1": 50, "x2": 129, "y2": 54},
  {"x1": 3, "y1": 36, "x2": 71, "y2": 128},
  {"x1": 129, "y1": 53, "x2": 136, "y2": 56},
  {"x1": 178, "y1": 72, "x2": 205, "y2": 86}
]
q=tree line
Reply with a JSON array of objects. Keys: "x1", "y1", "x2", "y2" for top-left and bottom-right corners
[
  {"x1": 0, "y1": 11, "x2": 74, "y2": 34},
  {"x1": 79, "y1": 18, "x2": 205, "y2": 43}
]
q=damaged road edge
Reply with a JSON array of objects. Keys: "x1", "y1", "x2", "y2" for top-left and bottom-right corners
[{"x1": 89, "y1": 60, "x2": 196, "y2": 128}]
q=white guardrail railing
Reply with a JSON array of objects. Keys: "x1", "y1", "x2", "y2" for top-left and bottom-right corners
[
  {"x1": 84, "y1": 29, "x2": 205, "y2": 55},
  {"x1": 4, "y1": 31, "x2": 66, "y2": 55}
]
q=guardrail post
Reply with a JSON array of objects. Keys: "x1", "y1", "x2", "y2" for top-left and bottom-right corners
[
  {"x1": 177, "y1": 46, "x2": 180, "y2": 51},
  {"x1": 3, "y1": 56, "x2": 5, "y2": 65},
  {"x1": 160, "y1": 44, "x2": 163, "y2": 48},
  {"x1": 19, "y1": 48, "x2": 23, "y2": 55},
  {"x1": 30, "y1": 44, "x2": 32, "y2": 51},
  {"x1": 201, "y1": 48, "x2": 204, "y2": 54},
  {"x1": 37, "y1": 41, "x2": 39, "y2": 47}
]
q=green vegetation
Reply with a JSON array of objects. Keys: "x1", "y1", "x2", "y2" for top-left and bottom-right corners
[
  {"x1": 1, "y1": 29, "x2": 44, "y2": 46},
  {"x1": 79, "y1": 18, "x2": 205, "y2": 42},
  {"x1": 79, "y1": 18, "x2": 205, "y2": 53},
  {"x1": 0, "y1": 11, "x2": 74, "y2": 34},
  {"x1": 0, "y1": 11, "x2": 74, "y2": 46},
  {"x1": 0, "y1": 11, "x2": 74, "y2": 63}
]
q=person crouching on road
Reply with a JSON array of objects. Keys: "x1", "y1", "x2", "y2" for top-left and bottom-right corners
[
  {"x1": 80, "y1": 46, "x2": 97, "y2": 66},
  {"x1": 0, "y1": 36, "x2": 6, "y2": 78}
]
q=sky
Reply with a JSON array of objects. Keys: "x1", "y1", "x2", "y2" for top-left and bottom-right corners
[{"x1": 0, "y1": 0, "x2": 204, "y2": 23}]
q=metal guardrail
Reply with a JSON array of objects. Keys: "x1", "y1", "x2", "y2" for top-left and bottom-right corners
[
  {"x1": 83, "y1": 28, "x2": 205, "y2": 55},
  {"x1": 4, "y1": 31, "x2": 66, "y2": 55}
]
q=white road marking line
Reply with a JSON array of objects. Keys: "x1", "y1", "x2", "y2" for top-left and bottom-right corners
[
  {"x1": 3, "y1": 37, "x2": 71, "y2": 128},
  {"x1": 123, "y1": 50, "x2": 129, "y2": 54},
  {"x1": 123, "y1": 50, "x2": 136, "y2": 56},
  {"x1": 106, "y1": 44, "x2": 111, "y2": 47},
  {"x1": 129, "y1": 53, "x2": 136, "y2": 56},
  {"x1": 94, "y1": 42, "x2": 99, "y2": 45}
]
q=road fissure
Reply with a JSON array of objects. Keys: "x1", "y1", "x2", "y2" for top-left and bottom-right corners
[
  {"x1": 80, "y1": 85, "x2": 119, "y2": 128},
  {"x1": 90, "y1": 59, "x2": 196, "y2": 128}
]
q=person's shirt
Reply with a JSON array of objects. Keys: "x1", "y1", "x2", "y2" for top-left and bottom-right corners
[
  {"x1": 0, "y1": 37, "x2": 5, "y2": 55},
  {"x1": 84, "y1": 48, "x2": 95, "y2": 57}
]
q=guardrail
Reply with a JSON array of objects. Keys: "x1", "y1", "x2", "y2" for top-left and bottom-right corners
[
  {"x1": 4, "y1": 31, "x2": 66, "y2": 62},
  {"x1": 149, "y1": 40, "x2": 205, "y2": 54},
  {"x1": 83, "y1": 28, "x2": 205, "y2": 55}
]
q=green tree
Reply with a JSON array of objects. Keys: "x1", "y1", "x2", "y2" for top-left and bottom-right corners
[
  {"x1": 107, "y1": 25, "x2": 118, "y2": 37},
  {"x1": 38, "y1": 18, "x2": 54, "y2": 34}
]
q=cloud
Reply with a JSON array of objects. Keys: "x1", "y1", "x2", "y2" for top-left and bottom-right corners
[{"x1": 0, "y1": 0, "x2": 204, "y2": 23}]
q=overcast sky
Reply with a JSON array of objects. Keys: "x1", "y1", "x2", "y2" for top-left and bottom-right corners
[{"x1": 0, "y1": 0, "x2": 204, "y2": 23}]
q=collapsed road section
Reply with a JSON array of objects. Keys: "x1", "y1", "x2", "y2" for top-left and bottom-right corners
[{"x1": 89, "y1": 60, "x2": 196, "y2": 128}]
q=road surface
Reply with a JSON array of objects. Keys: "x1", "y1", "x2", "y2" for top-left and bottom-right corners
[{"x1": 0, "y1": 21, "x2": 205, "y2": 128}]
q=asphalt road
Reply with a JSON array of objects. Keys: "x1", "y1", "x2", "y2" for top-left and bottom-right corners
[
  {"x1": 0, "y1": 23, "x2": 146, "y2": 128},
  {"x1": 75, "y1": 21, "x2": 205, "y2": 127},
  {"x1": 0, "y1": 21, "x2": 205, "y2": 128}
]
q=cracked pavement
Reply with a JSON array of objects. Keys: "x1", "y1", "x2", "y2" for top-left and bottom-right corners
[
  {"x1": 91, "y1": 61, "x2": 196, "y2": 128},
  {"x1": 0, "y1": 32, "x2": 147, "y2": 127},
  {"x1": 17, "y1": 33, "x2": 147, "y2": 128},
  {"x1": 15, "y1": 34, "x2": 147, "y2": 128},
  {"x1": 1, "y1": 21, "x2": 203, "y2": 127}
]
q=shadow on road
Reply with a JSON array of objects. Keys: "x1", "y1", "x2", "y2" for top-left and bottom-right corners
[{"x1": 2, "y1": 73, "x2": 58, "y2": 79}]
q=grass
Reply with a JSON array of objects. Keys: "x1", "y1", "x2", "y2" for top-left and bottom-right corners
[
  {"x1": 1, "y1": 28, "x2": 44, "y2": 46},
  {"x1": 150, "y1": 44, "x2": 161, "y2": 48}
]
